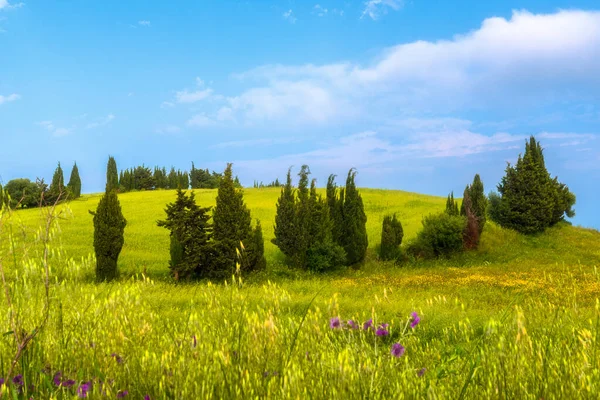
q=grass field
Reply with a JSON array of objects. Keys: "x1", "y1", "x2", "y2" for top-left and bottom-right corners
[{"x1": 1, "y1": 188, "x2": 600, "y2": 398}]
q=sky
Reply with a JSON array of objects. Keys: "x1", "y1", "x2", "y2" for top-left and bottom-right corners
[{"x1": 0, "y1": 0, "x2": 599, "y2": 229}]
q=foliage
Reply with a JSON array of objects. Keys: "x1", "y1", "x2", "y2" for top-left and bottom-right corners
[
  {"x1": 67, "y1": 162, "x2": 82, "y2": 198},
  {"x1": 461, "y1": 191, "x2": 480, "y2": 250},
  {"x1": 253, "y1": 178, "x2": 282, "y2": 188},
  {"x1": 106, "y1": 156, "x2": 119, "y2": 192},
  {"x1": 379, "y1": 214, "x2": 404, "y2": 261},
  {"x1": 495, "y1": 136, "x2": 575, "y2": 234},
  {"x1": 407, "y1": 212, "x2": 466, "y2": 258},
  {"x1": 212, "y1": 163, "x2": 264, "y2": 277},
  {"x1": 157, "y1": 189, "x2": 213, "y2": 279},
  {"x1": 341, "y1": 169, "x2": 368, "y2": 265},
  {"x1": 4, "y1": 178, "x2": 42, "y2": 208},
  {"x1": 272, "y1": 168, "x2": 297, "y2": 260},
  {"x1": 91, "y1": 189, "x2": 127, "y2": 281},
  {"x1": 445, "y1": 191, "x2": 459, "y2": 216},
  {"x1": 460, "y1": 174, "x2": 487, "y2": 234},
  {"x1": 326, "y1": 174, "x2": 345, "y2": 247}
]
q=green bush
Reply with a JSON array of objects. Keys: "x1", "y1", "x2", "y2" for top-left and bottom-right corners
[
  {"x1": 379, "y1": 214, "x2": 403, "y2": 261},
  {"x1": 91, "y1": 189, "x2": 127, "y2": 281},
  {"x1": 306, "y1": 241, "x2": 346, "y2": 272},
  {"x1": 408, "y1": 213, "x2": 466, "y2": 259}
]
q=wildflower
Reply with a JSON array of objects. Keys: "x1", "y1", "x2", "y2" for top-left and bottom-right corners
[
  {"x1": 329, "y1": 317, "x2": 342, "y2": 329},
  {"x1": 363, "y1": 319, "x2": 373, "y2": 330},
  {"x1": 117, "y1": 390, "x2": 129, "y2": 398},
  {"x1": 410, "y1": 312, "x2": 421, "y2": 328},
  {"x1": 376, "y1": 324, "x2": 389, "y2": 336},
  {"x1": 347, "y1": 320, "x2": 359, "y2": 330},
  {"x1": 63, "y1": 379, "x2": 76, "y2": 388},
  {"x1": 144, "y1": 396, "x2": 151, "y2": 400},
  {"x1": 417, "y1": 368, "x2": 426, "y2": 377},
  {"x1": 12, "y1": 375, "x2": 24, "y2": 386},
  {"x1": 0, "y1": 378, "x2": 4, "y2": 386},
  {"x1": 390, "y1": 343, "x2": 405, "y2": 357},
  {"x1": 77, "y1": 382, "x2": 91, "y2": 398},
  {"x1": 53, "y1": 372, "x2": 62, "y2": 387}
]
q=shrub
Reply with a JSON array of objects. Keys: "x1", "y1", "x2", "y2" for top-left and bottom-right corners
[
  {"x1": 4, "y1": 178, "x2": 42, "y2": 209},
  {"x1": 408, "y1": 213, "x2": 466, "y2": 259}
]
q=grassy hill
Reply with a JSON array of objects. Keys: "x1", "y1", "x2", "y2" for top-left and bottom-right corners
[{"x1": 1, "y1": 188, "x2": 600, "y2": 398}]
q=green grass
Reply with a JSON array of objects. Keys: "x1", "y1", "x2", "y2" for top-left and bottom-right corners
[{"x1": 0, "y1": 188, "x2": 599, "y2": 398}]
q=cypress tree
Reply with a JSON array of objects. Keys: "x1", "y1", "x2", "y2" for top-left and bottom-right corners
[
  {"x1": 48, "y1": 162, "x2": 65, "y2": 203},
  {"x1": 247, "y1": 220, "x2": 267, "y2": 272},
  {"x1": 293, "y1": 165, "x2": 312, "y2": 268},
  {"x1": 67, "y1": 162, "x2": 82, "y2": 198},
  {"x1": 168, "y1": 167, "x2": 178, "y2": 189},
  {"x1": 462, "y1": 191, "x2": 480, "y2": 249},
  {"x1": 212, "y1": 163, "x2": 263, "y2": 276},
  {"x1": 157, "y1": 189, "x2": 213, "y2": 279},
  {"x1": 341, "y1": 169, "x2": 368, "y2": 265},
  {"x1": 445, "y1": 191, "x2": 459, "y2": 216},
  {"x1": 326, "y1": 174, "x2": 345, "y2": 246},
  {"x1": 106, "y1": 156, "x2": 119, "y2": 191},
  {"x1": 495, "y1": 136, "x2": 570, "y2": 234},
  {"x1": 272, "y1": 167, "x2": 297, "y2": 260},
  {"x1": 91, "y1": 189, "x2": 127, "y2": 282},
  {"x1": 379, "y1": 214, "x2": 403, "y2": 261}
]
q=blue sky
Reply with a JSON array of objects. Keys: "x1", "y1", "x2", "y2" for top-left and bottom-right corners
[{"x1": 1, "y1": 0, "x2": 599, "y2": 229}]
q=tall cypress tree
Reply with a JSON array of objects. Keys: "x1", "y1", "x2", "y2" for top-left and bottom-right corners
[
  {"x1": 461, "y1": 174, "x2": 487, "y2": 234},
  {"x1": 445, "y1": 191, "x2": 459, "y2": 216},
  {"x1": 91, "y1": 189, "x2": 126, "y2": 282},
  {"x1": 67, "y1": 162, "x2": 82, "y2": 198},
  {"x1": 341, "y1": 169, "x2": 368, "y2": 265},
  {"x1": 212, "y1": 163, "x2": 263, "y2": 276},
  {"x1": 272, "y1": 167, "x2": 297, "y2": 261},
  {"x1": 48, "y1": 162, "x2": 65, "y2": 203},
  {"x1": 326, "y1": 174, "x2": 345, "y2": 246},
  {"x1": 106, "y1": 156, "x2": 119, "y2": 191}
]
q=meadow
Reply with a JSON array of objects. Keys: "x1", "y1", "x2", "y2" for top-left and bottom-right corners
[{"x1": 1, "y1": 188, "x2": 600, "y2": 398}]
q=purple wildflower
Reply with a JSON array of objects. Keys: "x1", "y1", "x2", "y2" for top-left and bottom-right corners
[
  {"x1": 347, "y1": 320, "x2": 359, "y2": 330},
  {"x1": 110, "y1": 353, "x2": 124, "y2": 364},
  {"x1": 329, "y1": 317, "x2": 342, "y2": 329},
  {"x1": 12, "y1": 375, "x2": 24, "y2": 386},
  {"x1": 363, "y1": 319, "x2": 373, "y2": 330},
  {"x1": 390, "y1": 343, "x2": 405, "y2": 357},
  {"x1": 144, "y1": 396, "x2": 151, "y2": 400},
  {"x1": 376, "y1": 323, "x2": 389, "y2": 336},
  {"x1": 77, "y1": 382, "x2": 91, "y2": 398},
  {"x1": 63, "y1": 379, "x2": 76, "y2": 388},
  {"x1": 410, "y1": 312, "x2": 421, "y2": 328},
  {"x1": 53, "y1": 372, "x2": 62, "y2": 387},
  {"x1": 117, "y1": 390, "x2": 129, "y2": 398},
  {"x1": 0, "y1": 378, "x2": 4, "y2": 386},
  {"x1": 417, "y1": 368, "x2": 426, "y2": 377}
]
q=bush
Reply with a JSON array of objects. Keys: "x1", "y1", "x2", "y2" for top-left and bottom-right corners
[
  {"x1": 407, "y1": 213, "x2": 466, "y2": 259},
  {"x1": 91, "y1": 189, "x2": 127, "y2": 281},
  {"x1": 306, "y1": 241, "x2": 346, "y2": 272},
  {"x1": 5, "y1": 178, "x2": 42, "y2": 209},
  {"x1": 379, "y1": 214, "x2": 403, "y2": 261}
]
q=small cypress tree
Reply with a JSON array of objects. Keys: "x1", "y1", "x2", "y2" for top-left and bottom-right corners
[
  {"x1": 212, "y1": 163, "x2": 262, "y2": 276},
  {"x1": 462, "y1": 191, "x2": 480, "y2": 249},
  {"x1": 341, "y1": 169, "x2": 368, "y2": 265},
  {"x1": 91, "y1": 189, "x2": 127, "y2": 282},
  {"x1": 460, "y1": 174, "x2": 487, "y2": 234},
  {"x1": 326, "y1": 174, "x2": 345, "y2": 246},
  {"x1": 246, "y1": 220, "x2": 267, "y2": 272},
  {"x1": 379, "y1": 214, "x2": 403, "y2": 261},
  {"x1": 106, "y1": 156, "x2": 119, "y2": 191},
  {"x1": 445, "y1": 191, "x2": 459, "y2": 216},
  {"x1": 67, "y1": 162, "x2": 82, "y2": 198},
  {"x1": 157, "y1": 189, "x2": 213, "y2": 279},
  {"x1": 48, "y1": 162, "x2": 65, "y2": 203},
  {"x1": 272, "y1": 167, "x2": 297, "y2": 260}
]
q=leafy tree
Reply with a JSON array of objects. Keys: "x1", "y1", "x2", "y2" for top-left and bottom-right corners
[
  {"x1": 91, "y1": 189, "x2": 126, "y2": 281},
  {"x1": 157, "y1": 189, "x2": 213, "y2": 279},
  {"x1": 445, "y1": 191, "x2": 459, "y2": 216},
  {"x1": 495, "y1": 136, "x2": 574, "y2": 234},
  {"x1": 106, "y1": 156, "x2": 119, "y2": 191},
  {"x1": 272, "y1": 168, "x2": 297, "y2": 261},
  {"x1": 341, "y1": 169, "x2": 368, "y2": 265},
  {"x1": 379, "y1": 214, "x2": 403, "y2": 261},
  {"x1": 212, "y1": 163, "x2": 264, "y2": 277},
  {"x1": 67, "y1": 162, "x2": 82, "y2": 198},
  {"x1": 5, "y1": 179, "x2": 41, "y2": 208}
]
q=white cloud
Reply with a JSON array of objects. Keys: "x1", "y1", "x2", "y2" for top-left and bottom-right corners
[
  {"x1": 86, "y1": 114, "x2": 115, "y2": 129},
  {"x1": 314, "y1": 4, "x2": 328, "y2": 17},
  {"x1": 176, "y1": 88, "x2": 213, "y2": 104},
  {"x1": 211, "y1": 137, "x2": 301, "y2": 149},
  {"x1": 187, "y1": 113, "x2": 216, "y2": 128},
  {"x1": 227, "y1": 10, "x2": 600, "y2": 124},
  {"x1": 161, "y1": 101, "x2": 175, "y2": 109},
  {"x1": 37, "y1": 120, "x2": 71, "y2": 137},
  {"x1": 0, "y1": 1, "x2": 24, "y2": 10},
  {"x1": 283, "y1": 9, "x2": 297, "y2": 24},
  {"x1": 138, "y1": 20, "x2": 151, "y2": 26},
  {"x1": 0, "y1": 93, "x2": 20, "y2": 105},
  {"x1": 361, "y1": 0, "x2": 402, "y2": 20},
  {"x1": 155, "y1": 125, "x2": 181, "y2": 134}
]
